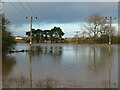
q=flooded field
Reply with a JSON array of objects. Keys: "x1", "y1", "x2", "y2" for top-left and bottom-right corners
[{"x1": 2, "y1": 44, "x2": 118, "y2": 88}]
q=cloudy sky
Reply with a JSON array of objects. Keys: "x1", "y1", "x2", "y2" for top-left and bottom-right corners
[{"x1": 2, "y1": 2, "x2": 118, "y2": 37}]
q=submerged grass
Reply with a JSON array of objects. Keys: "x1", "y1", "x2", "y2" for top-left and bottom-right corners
[{"x1": 2, "y1": 75, "x2": 118, "y2": 88}]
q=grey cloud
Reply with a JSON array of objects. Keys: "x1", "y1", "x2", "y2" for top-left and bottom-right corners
[{"x1": 3, "y1": 2, "x2": 118, "y2": 25}]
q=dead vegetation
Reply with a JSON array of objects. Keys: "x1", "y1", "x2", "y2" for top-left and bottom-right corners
[{"x1": 2, "y1": 75, "x2": 118, "y2": 88}]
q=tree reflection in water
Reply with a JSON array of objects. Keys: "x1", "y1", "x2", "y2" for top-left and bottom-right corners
[
  {"x1": 87, "y1": 46, "x2": 115, "y2": 88},
  {"x1": 2, "y1": 45, "x2": 118, "y2": 88},
  {"x1": 27, "y1": 45, "x2": 63, "y2": 88},
  {"x1": 26, "y1": 45, "x2": 63, "y2": 58},
  {"x1": 88, "y1": 46, "x2": 114, "y2": 72},
  {"x1": 2, "y1": 55, "x2": 16, "y2": 77}
]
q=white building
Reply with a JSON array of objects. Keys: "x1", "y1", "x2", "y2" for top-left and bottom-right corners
[{"x1": 15, "y1": 36, "x2": 23, "y2": 40}]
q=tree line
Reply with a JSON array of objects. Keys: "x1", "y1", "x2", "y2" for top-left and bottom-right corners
[{"x1": 26, "y1": 27, "x2": 65, "y2": 43}]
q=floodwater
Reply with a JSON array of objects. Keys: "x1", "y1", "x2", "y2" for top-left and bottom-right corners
[{"x1": 2, "y1": 44, "x2": 118, "y2": 88}]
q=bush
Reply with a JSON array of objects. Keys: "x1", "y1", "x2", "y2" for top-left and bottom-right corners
[{"x1": 1, "y1": 14, "x2": 16, "y2": 54}]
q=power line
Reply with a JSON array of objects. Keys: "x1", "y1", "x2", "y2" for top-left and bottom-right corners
[
  {"x1": 17, "y1": 0, "x2": 32, "y2": 17},
  {"x1": 8, "y1": 0, "x2": 27, "y2": 17},
  {"x1": 25, "y1": 0, "x2": 36, "y2": 17}
]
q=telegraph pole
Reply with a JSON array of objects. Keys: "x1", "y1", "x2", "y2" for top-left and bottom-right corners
[
  {"x1": 26, "y1": 16, "x2": 37, "y2": 88},
  {"x1": 105, "y1": 17, "x2": 116, "y2": 45},
  {"x1": 30, "y1": 17, "x2": 32, "y2": 44},
  {"x1": 105, "y1": 17, "x2": 116, "y2": 87},
  {"x1": 26, "y1": 17, "x2": 37, "y2": 44},
  {"x1": 74, "y1": 31, "x2": 80, "y2": 44}
]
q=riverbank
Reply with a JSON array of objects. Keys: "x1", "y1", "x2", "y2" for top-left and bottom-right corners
[{"x1": 16, "y1": 42, "x2": 120, "y2": 46}]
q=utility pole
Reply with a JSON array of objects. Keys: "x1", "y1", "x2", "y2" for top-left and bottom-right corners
[
  {"x1": 26, "y1": 17, "x2": 37, "y2": 44},
  {"x1": 105, "y1": 17, "x2": 116, "y2": 87},
  {"x1": 26, "y1": 16, "x2": 37, "y2": 88},
  {"x1": 74, "y1": 31, "x2": 80, "y2": 44},
  {"x1": 105, "y1": 17, "x2": 116, "y2": 45},
  {"x1": 30, "y1": 17, "x2": 32, "y2": 45}
]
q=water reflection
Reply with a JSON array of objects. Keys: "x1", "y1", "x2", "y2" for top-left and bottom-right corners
[
  {"x1": 26, "y1": 45, "x2": 63, "y2": 58},
  {"x1": 87, "y1": 46, "x2": 114, "y2": 71},
  {"x1": 87, "y1": 46, "x2": 114, "y2": 88},
  {"x1": 2, "y1": 55, "x2": 16, "y2": 77},
  {"x1": 28, "y1": 45, "x2": 63, "y2": 87},
  {"x1": 29, "y1": 45, "x2": 32, "y2": 88},
  {"x1": 27, "y1": 45, "x2": 42, "y2": 57},
  {"x1": 2, "y1": 44, "x2": 118, "y2": 88}
]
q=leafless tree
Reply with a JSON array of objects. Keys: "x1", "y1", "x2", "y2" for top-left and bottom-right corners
[{"x1": 82, "y1": 13, "x2": 115, "y2": 38}]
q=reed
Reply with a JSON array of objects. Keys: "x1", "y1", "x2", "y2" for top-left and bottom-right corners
[{"x1": 2, "y1": 75, "x2": 118, "y2": 88}]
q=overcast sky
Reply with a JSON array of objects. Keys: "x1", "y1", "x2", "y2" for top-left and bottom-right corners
[{"x1": 2, "y1": 2, "x2": 118, "y2": 37}]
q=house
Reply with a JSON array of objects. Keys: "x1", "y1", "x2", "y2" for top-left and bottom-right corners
[{"x1": 15, "y1": 36, "x2": 23, "y2": 40}]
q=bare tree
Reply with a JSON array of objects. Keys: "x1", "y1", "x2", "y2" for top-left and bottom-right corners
[
  {"x1": 87, "y1": 13, "x2": 106, "y2": 37},
  {"x1": 83, "y1": 13, "x2": 115, "y2": 38}
]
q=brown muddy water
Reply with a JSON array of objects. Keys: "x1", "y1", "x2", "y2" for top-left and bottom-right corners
[{"x1": 2, "y1": 44, "x2": 118, "y2": 88}]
